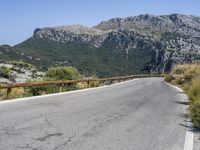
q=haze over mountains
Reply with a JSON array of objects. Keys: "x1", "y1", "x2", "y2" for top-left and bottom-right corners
[{"x1": 1, "y1": 14, "x2": 200, "y2": 77}]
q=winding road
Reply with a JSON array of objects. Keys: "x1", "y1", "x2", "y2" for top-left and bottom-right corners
[{"x1": 0, "y1": 78, "x2": 190, "y2": 150}]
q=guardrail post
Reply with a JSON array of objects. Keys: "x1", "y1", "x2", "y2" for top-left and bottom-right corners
[
  {"x1": 87, "y1": 81, "x2": 90, "y2": 88},
  {"x1": 111, "y1": 79, "x2": 114, "y2": 84},
  {"x1": 6, "y1": 87, "x2": 11, "y2": 100},
  {"x1": 59, "y1": 84, "x2": 64, "y2": 93}
]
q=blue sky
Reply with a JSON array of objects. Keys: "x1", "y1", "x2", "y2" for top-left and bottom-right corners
[{"x1": 0, "y1": 0, "x2": 200, "y2": 45}]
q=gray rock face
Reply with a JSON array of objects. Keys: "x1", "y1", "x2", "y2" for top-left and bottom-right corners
[
  {"x1": 32, "y1": 14, "x2": 200, "y2": 72},
  {"x1": 0, "y1": 63, "x2": 44, "y2": 83},
  {"x1": 95, "y1": 14, "x2": 200, "y2": 35},
  {"x1": 0, "y1": 77, "x2": 10, "y2": 83},
  {"x1": 34, "y1": 25, "x2": 108, "y2": 47}
]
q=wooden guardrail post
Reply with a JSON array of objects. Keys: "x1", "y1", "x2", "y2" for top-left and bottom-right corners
[
  {"x1": 111, "y1": 79, "x2": 115, "y2": 84},
  {"x1": 59, "y1": 84, "x2": 65, "y2": 93},
  {"x1": 87, "y1": 81, "x2": 90, "y2": 88},
  {"x1": 6, "y1": 87, "x2": 11, "y2": 100}
]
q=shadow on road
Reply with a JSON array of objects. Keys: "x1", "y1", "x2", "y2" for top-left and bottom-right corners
[
  {"x1": 178, "y1": 113, "x2": 193, "y2": 132},
  {"x1": 174, "y1": 101, "x2": 189, "y2": 105},
  {"x1": 179, "y1": 113, "x2": 200, "y2": 146}
]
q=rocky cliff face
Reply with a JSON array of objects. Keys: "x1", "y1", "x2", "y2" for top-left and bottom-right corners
[
  {"x1": 33, "y1": 25, "x2": 108, "y2": 48},
  {"x1": 0, "y1": 62, "x2": 44, "y2": 83}
]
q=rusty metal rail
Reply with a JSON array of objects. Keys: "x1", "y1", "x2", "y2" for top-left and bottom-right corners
[{"x1": 0, "y1": 74, "x2": 163, "y2": 99}]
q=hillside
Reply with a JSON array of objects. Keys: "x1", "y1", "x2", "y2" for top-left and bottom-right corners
[{"x1": 1, "y1": 14, "x2": 200, "y2": 77}]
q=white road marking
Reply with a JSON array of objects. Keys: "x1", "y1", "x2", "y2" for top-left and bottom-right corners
[
  {"x1": 166, "y1": 83, "x2": 193, "y2": 150},
  {"x1": 184, "y1": 120, "x2": 194, "y2": 150}
]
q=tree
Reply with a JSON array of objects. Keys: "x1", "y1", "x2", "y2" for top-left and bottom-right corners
[{"x1": 44, "y1": 66, "x2": 81, "y2": 81}]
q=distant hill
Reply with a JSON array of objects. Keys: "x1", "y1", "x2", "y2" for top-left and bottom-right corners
[{"x1": 1, "y1": 14, "x2": 200, "y2": 77}]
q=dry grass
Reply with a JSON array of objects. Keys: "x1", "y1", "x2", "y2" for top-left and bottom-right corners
[
  {"x1": 0, "y1": 88, "x2": 26, "y2": 100},
  {"x1": 188, "y1": 77, "x2": 200, "y2": 102},
  {"x1": 76, "y1": 78, "x2": 102, "y2": 89},
  {"x1": 167, "y1": 63, "x2": 200, "y2": 128},
  {"x1": 172, "y1": 64, "x2": 200, "y2": 75},
  {"x1": 0, "y1": 89, "x2": 7, "y2": 100}
]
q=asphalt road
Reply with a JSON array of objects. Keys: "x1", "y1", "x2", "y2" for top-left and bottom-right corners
[{"x1": 0, "y1": 78, "x2": 188, "y2": 150}]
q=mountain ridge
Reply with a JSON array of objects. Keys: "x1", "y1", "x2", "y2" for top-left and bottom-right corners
[{"x1": 1, "y1": 13, "x2": 200, "y2": 77}]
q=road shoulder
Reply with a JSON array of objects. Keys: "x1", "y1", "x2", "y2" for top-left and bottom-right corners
[
  {"x1": 166, "y1": 82, "x2": 200, "y2": 150},
  {"x1": 193, "y1": 130, "x2": 200, "y2": 150}
]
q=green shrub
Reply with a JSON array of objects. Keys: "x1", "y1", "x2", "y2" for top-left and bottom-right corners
[
  {"x1": 26, "y1": 67, "x2": 81, "y2": 96},
  {"x1": 0, "y1": 66, "x2": 11, "y2": 78},
  {"x1": 26, "y1": 85, "x2": 58, "y2": 96},
  {"x1": 164, "y1": 75, "x2": 174, "y2": 82},
  {"x1": 44, "y1": 66, "x2": 81, "y2": 81},
  {"x1": 10, "y1": 60, "x2": 32, "y2": 69},
  {"x1": 27, "y1": 86, "x2": 47, "y2": 96},
  {"x1": 190, "y1": 99, "x2": 200, "y2": 128}
]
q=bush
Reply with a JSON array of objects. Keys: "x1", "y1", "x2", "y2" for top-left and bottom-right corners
[
  {"x1": 26, "y1": 85, "x2": 58, "y2": 96},
  {"x1": 0, "y1": 66, "x2": 11, "y2": 79},
  {"x1": 164, "y1": 75, "x2": 174, "y2": 82},
  {"x1": 44, "y1": 66, "x2": 81, "y2": 81},
  {"x1": 10, "y1": 60, "x2": 32, "y2": 69},
  {"x1": 190, "y1": 99, "x2": 200, "y2": 128},
  {"x1": 26, "y1": 67, "x2": 82, "y2": 96}
]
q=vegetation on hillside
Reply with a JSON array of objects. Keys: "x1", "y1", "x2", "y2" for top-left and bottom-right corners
[
  {"x1": 165, "y1": 64, "x2": 200, "y2": 128},
  {"x1": 10, "y1": 60, "x2": 33, "y2": 69},
  {"x1": 26, "y1": 66, "x2": 82, "y2": 96},
  {"x1": 0, "y1": 66, "x2": 101, "y2": 99},
  {"x1": 15, "y1": 37, "x2": 151, "y2": 77},
  {"x1": 0, "y1": 66, "x2": 11, "y2": 79},
  {"x1": 0, "y1": 61, "x2": 41, "y2": 83},
  {"x1": 44, "y1": 66, "x2": 81, "y2": 81}
]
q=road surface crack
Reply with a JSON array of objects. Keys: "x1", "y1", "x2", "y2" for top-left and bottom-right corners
[
  {"x1": 44, "y1": 117, "x2": 52, "y2": 126},
  {"x1": 36, "y1": 132, "x2": 63, "y2": 142},
  {"x1": 16, "y1": 144, "x2": 39, "y2": 150},
  {"x1": 52, "y1": 135, "x2": 76, "y2": 150}
]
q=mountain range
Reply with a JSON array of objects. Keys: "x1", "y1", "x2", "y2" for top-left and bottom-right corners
[{"x1": 1, "y1": 14, "x2": 200, "y2": 77}]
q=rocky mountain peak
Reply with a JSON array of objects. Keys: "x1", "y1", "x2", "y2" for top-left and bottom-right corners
[
  {"x1": 33, "y1": 24, "x2": 109, "y2": 48},
  {"x1": 94, "y1": 14, "x2": 200, "y2": 33},
  {"x1": 34, "y1": 24, "x2": 105, "y2": 37}
]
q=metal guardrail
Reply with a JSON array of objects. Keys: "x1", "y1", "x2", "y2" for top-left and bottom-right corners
[{"x1": 0, "y1": 74, "x2": 163, "y2": 99}]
